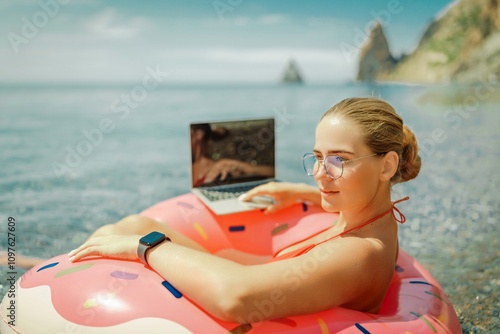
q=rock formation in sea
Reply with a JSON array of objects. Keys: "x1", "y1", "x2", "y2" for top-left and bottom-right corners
[
  {"x1": 357, "y1": 0, "x2": 500, "y2": 84},
  {"x1": 356, "y1": 22, "x2": 397, "y2": 81},
  {"x1": 281, "y1": 58, "x2": 304, "y2": 83}
]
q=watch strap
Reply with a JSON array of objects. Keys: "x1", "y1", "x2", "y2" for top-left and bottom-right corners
[{"x1": 137, "y1": 242, "x2": 150, "y2": 265}]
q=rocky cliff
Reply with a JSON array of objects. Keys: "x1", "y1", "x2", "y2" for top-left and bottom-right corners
[
  {"x1": 356, "y1": 22, "x2": 397, "y2": 81},
  {"x1": 357, "y1": 0, "x2": 500, "y2": 83}
]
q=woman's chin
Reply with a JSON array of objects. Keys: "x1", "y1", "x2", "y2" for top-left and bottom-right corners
[{"x1": 320, "y1": 198, "x2": 340, "y2": 213}]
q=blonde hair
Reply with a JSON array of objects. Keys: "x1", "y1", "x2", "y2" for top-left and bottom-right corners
[{"x1": 321, "y1": 97, "x2": 421, "y2": 184}]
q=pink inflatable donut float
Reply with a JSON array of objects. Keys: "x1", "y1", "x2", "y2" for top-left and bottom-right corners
[{"x1": 1, "y1": 193, "x2": 461, "y2": 333}]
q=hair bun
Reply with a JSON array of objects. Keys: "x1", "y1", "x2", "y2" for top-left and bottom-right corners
[{"x1": 400, "y1": 125, "x2": 421, "y2": 182}]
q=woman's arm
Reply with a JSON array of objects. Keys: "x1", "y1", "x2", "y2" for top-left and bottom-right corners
[
  {"x1": 69, "y1": 234, "x2": 382, "y2": 323},
  {"x1": 147, "y1": 238, "x2": 386, "y2": 322}
]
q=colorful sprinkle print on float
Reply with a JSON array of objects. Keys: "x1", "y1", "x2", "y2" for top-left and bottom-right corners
[{"x1": 0, "y1": 193, "x2": 462, "y2": 333}]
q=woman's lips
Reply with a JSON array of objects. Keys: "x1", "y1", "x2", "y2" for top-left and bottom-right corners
[{"x1": 319, "y1": 188, "x2": 339, "y2": 196}]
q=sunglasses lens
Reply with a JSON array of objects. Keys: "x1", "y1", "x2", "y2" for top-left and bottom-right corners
[
  {"x1": 302, "y1": 154, "x2": 317, "y2": 176},
  {"x1": 324, "y1": 156, "x2": 343, "y2": 178}
]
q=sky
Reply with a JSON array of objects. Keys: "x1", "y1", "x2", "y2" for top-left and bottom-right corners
[{"x1": 0, "y1": 0, "x2": 455, "y2": 84}]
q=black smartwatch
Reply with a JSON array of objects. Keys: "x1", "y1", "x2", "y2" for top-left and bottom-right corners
[{"x1": 137, "y1": 231, "x2": 171, "y2": 265}]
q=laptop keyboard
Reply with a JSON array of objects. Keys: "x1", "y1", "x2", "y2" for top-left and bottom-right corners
[{"x1": 199, "y1": 184, "x2": 257, "y2": 201}]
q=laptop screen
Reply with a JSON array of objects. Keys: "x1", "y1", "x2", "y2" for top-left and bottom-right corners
[{"x1": 190, "y1": 118, "x2": 275, "y2": 188}]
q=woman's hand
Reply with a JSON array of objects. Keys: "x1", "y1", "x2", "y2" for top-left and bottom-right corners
[
  {"x1": 68, "y1": 235, "x2": 141, "y2": 262},
  {"x1": 240, "y1": 181, "x2": 303, "y2": 214}
]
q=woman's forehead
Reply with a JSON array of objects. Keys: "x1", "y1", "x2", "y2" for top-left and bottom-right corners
[{"x1": 315, "y1": 116, "x2": 365, "y2": 152}]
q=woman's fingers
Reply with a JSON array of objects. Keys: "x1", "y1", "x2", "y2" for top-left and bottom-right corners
[
  {"x1": 68, "y1": 246, "x2": 96, "y2": 262},
  {"x1": 68, "y1": 238, "x2": 101, "y2": 262},
  {"x1": 243, "y1": 182, "x2": 299, "y2": 214},
  {"x1": 68, "y1": 235, "x2": 140, "y2": 262},
  {"x1": 243, "y1": 183, "x2": 274, "y2": 200}
]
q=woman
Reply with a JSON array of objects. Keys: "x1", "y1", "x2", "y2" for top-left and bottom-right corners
[{"x1": 68, "y1": 97, "x2": 421, "y2": 323}]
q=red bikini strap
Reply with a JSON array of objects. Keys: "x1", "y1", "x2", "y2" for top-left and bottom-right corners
[
  {"x1": 274, "y1": 196, "x2": 410, "y2": 259},
  {"x1": 392, "y1": 196, "x2": 409, "y2": 224}
]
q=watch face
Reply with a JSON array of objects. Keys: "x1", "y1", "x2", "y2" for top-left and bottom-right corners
[{"x1": 140, "y1": 231, "x2": 166, "y2": 246}]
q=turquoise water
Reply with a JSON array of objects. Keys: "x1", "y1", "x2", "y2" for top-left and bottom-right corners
[{"x1": 1, "y1": 82, "x2": 499, "y2": 331}]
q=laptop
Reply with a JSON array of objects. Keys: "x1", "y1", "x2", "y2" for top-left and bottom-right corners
[{"x1": 190, "y1": 118, "x2": 276, "y2": 215}]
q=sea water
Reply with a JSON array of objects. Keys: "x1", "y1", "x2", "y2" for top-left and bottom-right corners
[{"x1": 0, "y1": 82, "x2": 499, "y2": 330}]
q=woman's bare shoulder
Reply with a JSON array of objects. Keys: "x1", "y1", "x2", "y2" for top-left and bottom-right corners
[{"x1": 305, "y1": 236, "x2": 395, "y2": 310}]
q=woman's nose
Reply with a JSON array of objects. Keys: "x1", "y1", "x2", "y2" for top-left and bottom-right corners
[{"x1": 314, "y1": 161, "x2": 330, "y2": 181}]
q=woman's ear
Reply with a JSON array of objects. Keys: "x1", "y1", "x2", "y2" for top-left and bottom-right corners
[{"x1": 380, "y1": 151, "x2": 399, "y2": 182}]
